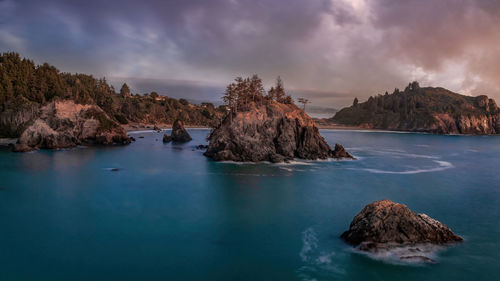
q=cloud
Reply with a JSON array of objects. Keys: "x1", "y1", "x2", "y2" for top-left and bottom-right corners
[{"x1": 1, "y1": 0, "x2": 500, "y2": 108}]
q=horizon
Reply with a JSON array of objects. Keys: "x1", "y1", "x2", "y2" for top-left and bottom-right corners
[{"x1": 1, "y1": 0, "x2": 500, "y2": 108}]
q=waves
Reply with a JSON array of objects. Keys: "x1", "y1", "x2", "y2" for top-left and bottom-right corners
[
  {"x1": 297, "y1": 227, "x2": 345, "y2": 281},
  {"x1": 359, "y1": 160, "x2": 454, "y2": 174},
  {"x1": 351, "y1": 243, "x2": 445, "y2": 265}
]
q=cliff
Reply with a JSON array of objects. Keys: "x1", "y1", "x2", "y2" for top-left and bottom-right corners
[
  {"x1": 204, "y1": 100, "x2": 353, "y2": 162},
  {"x1": 331, "y1": 82, "x2": 500, "y2": 134},
  {"x1": 12, "y1": 100, "x2": 130, "y2": 151},
  {"x1": 0, "y1": 52, "x2": 222, "y2": 140}
]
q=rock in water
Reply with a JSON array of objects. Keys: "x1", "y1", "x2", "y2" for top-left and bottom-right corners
[
  {"x1": 204, "y1": 101, "x2": 354, "y2": 162},
  {"x1": 341, "y1": 200, "x2": 462, "y2": 250},
  {"x1": 163, "y1": 119, "x2": 192, "y2": 143},
  {"x1": 13, "y1": 100, "x2": 130, "y2": 151}
]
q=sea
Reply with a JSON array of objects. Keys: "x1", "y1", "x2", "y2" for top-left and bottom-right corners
[{"x1": 0, "y1": 129, "x2": 499, "y2": 281}]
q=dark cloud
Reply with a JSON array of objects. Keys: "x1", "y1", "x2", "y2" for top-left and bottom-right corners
[{"x1": 1, "y1": 0, "x2": 499, "y2": 108}]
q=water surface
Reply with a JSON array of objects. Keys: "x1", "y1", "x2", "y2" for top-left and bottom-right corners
[{"x1": 1, "y1": 129, "x2": 499, "y2": 280}]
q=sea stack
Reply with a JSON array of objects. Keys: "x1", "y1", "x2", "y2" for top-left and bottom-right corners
[
  {"x1": 13, "y1": 100, "x2": 130, "y2": 152},
  {"x1": 163, "y1": 119, "x2": 192, "y2": 143},
  {"x1": 341, "y1": 200, "x2": 462, "y2": 261},
  {"x1": 203, "y1": 76, "x2": 354, "y2": 163}
]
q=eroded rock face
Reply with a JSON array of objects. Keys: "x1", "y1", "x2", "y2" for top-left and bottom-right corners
[
  {"x1": 14, "y1": 100, "x2": 130, "y2": 151},
  {"x1": 163, "y1": 119, "x2": 192, "y2": 143},
  {"x1": 204, "y1": 101, "x2": 354, "y2": 162},
  {"x1": 341, "y1": 200, "x2": 463, "y2": 247},
  {"x1": 332, "y1": 84, "x2": 500, "y2": 135}
]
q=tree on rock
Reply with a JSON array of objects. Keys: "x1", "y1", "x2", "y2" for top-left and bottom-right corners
[
  {"x1": 297, "y1": 98, "x2": 310, "y2": 111},
  {"x1": 120, "y1": 83, "x2": 131, "y2": 97}
]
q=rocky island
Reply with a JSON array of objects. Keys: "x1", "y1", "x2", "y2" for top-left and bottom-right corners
[
  {"x1": 204, "y1": 76, "x2": 354, "y2": 162},
  {"x1": 163, "y1": 119, "x2": 192, "y2": 143},
  {"x1": 341, "y1": 200, "x2": 462, "y2": 262},
  {"x1": 331, "y1": 81, "x2": 500, "y2": 134}
]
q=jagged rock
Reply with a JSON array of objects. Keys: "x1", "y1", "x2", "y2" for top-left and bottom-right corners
[
  {"x1": 341, "y1": 200, "x2": 463, "y2": 249},
  {"x1": 204, "y1": 101, "x2": 354, "y2": 162},
  {"x1": 163, "y1": 120, "x2": 192, "y2": 143},
  {"x1": 330, "y1": 143, "x2": 353, "y2": 158},
  {"x1": 14, "y1": 100, "x2": 130, "y2": 151},
  {"x1": 196, "y1": 144, "x2": 209, "y2": 150},
  {"x1": 153, "y1": 125, "x2": 161, "y2": 132},
  {"x1": 171, "y1": 120, "x2": 192, "y2": 142}
]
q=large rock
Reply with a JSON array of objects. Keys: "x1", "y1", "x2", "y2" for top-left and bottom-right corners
[
  {"x1": 163, "y1": 119, "x2": 192, "y2": 143},
  {"x1": 341, "y1": 200, "x2": 463, "y2": 248},
  {"x1": 13, "y1": 100, "x2": 130, "y2": 151},
  {"x1": 204, "y1": 101, "x2": 354, "y2": 162}
]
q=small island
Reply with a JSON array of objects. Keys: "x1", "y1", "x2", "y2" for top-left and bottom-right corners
[
  {"x1": 204, "y1": 76, "x2": 354, "y2": 163},
  {"x1": 341, "y1": 200, "x2": 463, "y2": 262}
]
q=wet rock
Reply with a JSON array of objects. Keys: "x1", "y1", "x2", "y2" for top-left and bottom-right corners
[
  {"x1": 12, "y1": 143, "x2": 37, "y2": 152},
  {"x1": 153, "y1": 125, "x2": 161, "y2": 132},
  {"x1": 163, "y1": 120, "x2": 192, "y2": 143},
  {"x1": 341, "y1": 200, "x2": 463, "y2": 248},
  {"x1": 110, "y1": 168, "x2": 120, "y2": 172},
  {"x1": 204, "y1": 101, "x2": 353, "y2": 162},
  {"x1": 330, "y1": 143, "x2": 354, "y2": 159},
  {"x1": 195, "y1": 144, "x2": 209, "y2": 150},
  {"x1": 162, "y1": 134, "x2": 172, "y2": 143}
]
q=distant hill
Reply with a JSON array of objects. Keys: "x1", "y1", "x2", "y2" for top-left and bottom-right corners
[
  {"x1": 331, "y1": 82, "x2": 500, "y2": 134},
  {"x1": 0, "y1": 53, "x2": 223, "y2": 138}
]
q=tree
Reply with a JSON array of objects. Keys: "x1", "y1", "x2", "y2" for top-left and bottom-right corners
[
  {"x1": 150, "y1": 91, "x2": 159, "y2": 99},
  {"x1": 297, "y1": 97, "x2": 310, "y2": 111},
  {"x1": 179, "y1": 98, "x2": 189, "y2": 105},
  {"x1": 120, "y1": 83, "x2": 131, "y2": 97},
  {"x1": 222, "y1": 83, "x2": 237, "y2": 123},
  {"x1": 274, "y1": 76, "x2": 285, "y2": 102}
]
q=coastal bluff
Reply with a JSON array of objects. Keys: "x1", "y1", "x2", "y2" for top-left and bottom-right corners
[
  {"x1": 204, "y1": 100, "x2": 354, "y2": 163},
  {"x1": 331, "y1": 81, "x2": 500, "y2": 135},
  {"x1": 12, "y1": 100, "x2": 130, "y2": 152}
]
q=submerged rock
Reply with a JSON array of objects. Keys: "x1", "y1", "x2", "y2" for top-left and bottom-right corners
[
  {"x1": 341, "y1": 200, "x2": 462, "y2": 252},
  {"x1": 163, "y1": 119, "x2": 192, "y2": 143},
  {"x1": 13, "y1": 101, "x2": 130, "y2": 152},
  {"x1": 12, "y1": 143, "x2": 37, "y2": 152},
  {"x1": 204, "y1": 101, "x2": 354, "y2": 162}
]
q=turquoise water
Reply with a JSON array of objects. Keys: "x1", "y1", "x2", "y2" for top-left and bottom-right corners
[{"x1": 1, "y1": 129, "x2": 499, "y2": 281}]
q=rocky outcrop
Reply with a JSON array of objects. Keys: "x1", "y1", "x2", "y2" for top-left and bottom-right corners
[
  {"x1": 331, "y1": 82, "x2": 500, "y2": 135},
  {"x1": 204, "y1": 101, "x2": 354, "y2": 162},
  {"x1": 13, "y1": 100, "x2": 130, "y2": 151},
  {"x1": 162, "y1": 119, "x2": 192, "y2": 143},
  {"x1": 341, "y1": 200, "x2": 463, "y2": 250}
]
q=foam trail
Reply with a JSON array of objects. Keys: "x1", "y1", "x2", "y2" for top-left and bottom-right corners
[
  {"x1": 360, "y1": 160, "x2": 453, "y2": 174},
  {"x1": 352, "y1": 243, "x2": 445, "y2": 265}
]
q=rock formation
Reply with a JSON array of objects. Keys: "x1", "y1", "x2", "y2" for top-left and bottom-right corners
[
  {"x1": 341, "y1": 200, "x2": 463, "y2": 251},
  {"x1": 13, "y1": 100, "x2": 130, "y2": 151},
  {"x1": 331, "y1": 81, "x2": 500, "y2": 135},
  {"x1": 162, "y1": 119, "x2": 192, "y2": 143},
  {"x1": 204, "y1": 101, "x2": 354, "y2": 162}
]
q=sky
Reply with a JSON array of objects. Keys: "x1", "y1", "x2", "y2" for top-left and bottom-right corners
[{"x1": 1, "y1": 0, "x2": 500, "y2": 110}]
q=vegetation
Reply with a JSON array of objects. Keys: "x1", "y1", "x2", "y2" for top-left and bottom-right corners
[
  {"x1": 221, "y1": 75, "x2": 294, "y2": 118},
  {"x1": 0, "y1": 52, "x2": 222, "y2": 137},
  {"x1": 332, "y1": 81, "x2": 499, "y2": 130}
]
